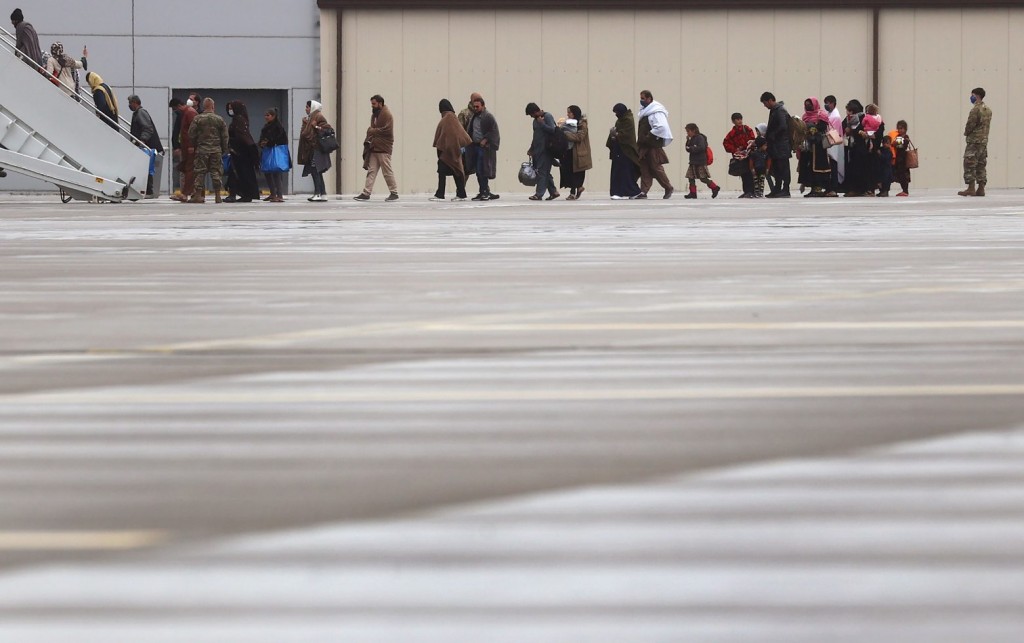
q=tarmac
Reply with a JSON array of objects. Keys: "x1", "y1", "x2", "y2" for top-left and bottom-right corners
[{"x1": 1, "y1": 189, "x2": 1023, "y2": 641}]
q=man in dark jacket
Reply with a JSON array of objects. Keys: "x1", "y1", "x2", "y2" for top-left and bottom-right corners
[
  {"x1": 10, "y1": 8, "x2": 42, "y2": 67},
  {"x1": 760, "y1": 91, "x2": 792, "y2": 198},
  {"x1": 525, "y1": 102, "x2": 559, "y2": 201},
  {"x1": 466, "y1": 96, "x2": 501, "y2": 201},
  {"x1": 129, "y1": 95, "x2": 163, "y2": 196}
]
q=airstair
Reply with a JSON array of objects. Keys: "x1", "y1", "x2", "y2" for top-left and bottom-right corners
[{"x1": 0, "y1": 27, "x2": 151, "y2": 202}]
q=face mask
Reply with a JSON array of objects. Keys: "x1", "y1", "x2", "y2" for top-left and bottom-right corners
[
  {"x1": 640, "y1": 99, "x2": 650, "y2": 108},
  {"x1": 970, "y1": 95, "x2": 977, "y2": 104},
  {"x1": 186, "y1": 99, "x2": 194, "y2": 107},
  {"x1": 228, "y1": 109, "x2": 234, "y2": 117}
]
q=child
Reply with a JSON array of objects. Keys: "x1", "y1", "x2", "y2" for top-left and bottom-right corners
[
  {"x1": 749, "y1": 137, "x2": 771, "y2": 198},
  {"x1": 892, "y1": 120, "x2": 913, "y2": 196},
  {"x1": 877, "y1": 135, "x2": 894, "y2": 197},
  {"x1": 862, "y1": 103, "x2": 882, "y2": 137},
  {"x1": 683, "y1": 123, "x2": 720, "y2": 199}
]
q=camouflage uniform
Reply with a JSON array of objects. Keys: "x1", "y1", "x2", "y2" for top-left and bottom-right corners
[
  {"x1": 188, "y1": 112, "x2": 229, "y2": 198},
  {"x1": 963, "y1": 100, "x2": 992, "y2": 184}
]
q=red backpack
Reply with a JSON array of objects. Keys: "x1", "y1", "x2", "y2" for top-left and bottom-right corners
[{"x1": 706, "y1": 146, "x2": 714, "y2": 165}]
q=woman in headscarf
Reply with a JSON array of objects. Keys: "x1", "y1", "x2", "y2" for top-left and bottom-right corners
[
  {"x1": 45, "y1": 42, "x2": 87, "y2": 98},
  {"x1": 86, "y1": 72, "x2": 118, "y2": 130},
  {"x1": 298, "y1": 100, "x2": 331, "y2": 202},
  {"x1": 224, "y1": 100, "x2": 261, "y2": 202},
  {"x1": 843, "y1": 99, "x2": 873, "y2": 197},
  {"x1": 560, "y1": 105, "x2": 592, "y2": 200},
  {"x1": 799, "y1": 97, "x2": 833, "y2": 197},
  {"x1": 607, "y1": 103, "x2": 641, "y2": 199},
  {"x1": 431, "y1": 99, "x2": 472, "y2": 201},
  {"x1": 259, "y1": 108, "x2": 290, "y2": 203}
]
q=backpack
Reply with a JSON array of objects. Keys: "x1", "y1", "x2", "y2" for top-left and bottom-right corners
[
  {"x1": 705, "y1": 146, "x2": 714, "y2": 165},
  {"x1": 545, "y1": 127, "x2": 569, "y2": 156},
  {"x1": 789, "y1": 115, "x2": 807, "y2": 149}
]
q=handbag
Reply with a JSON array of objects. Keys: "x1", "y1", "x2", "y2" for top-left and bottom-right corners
[
  {"x1": 260, "y1": 144, "x2": 292, "y2": 173},
  {"x1": 905, "y1": 142, "x2": 919, "y2": 169},
  {"x1": 318, "y1": 126, "x2": 339, "y2": 153},
  {"x1": 728, "y1": 157, "x2": 746, "y2": 177},
  {"x1": 518, "y1": 160, "x2": 538, "y2": 186},
  {"x1": 826, "y1": 127, "x2": 843, "y2": 147},
  {"x1": 222, "y1": 153, "x2": 232, "y2": 175}
]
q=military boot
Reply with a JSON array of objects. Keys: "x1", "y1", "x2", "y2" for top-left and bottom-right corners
[
  {"x1": 214, "y1": 189, "x2": 223, "y2": 204},
  {"x1": 957, "y1": 182, "x2": 976, "y2": 197},
  {"x1": 974, "y1": 182, "x2": 986, "y2": 197},
  {"x1": 187, "y1": 189, "x2": 205, "y2": 204}
]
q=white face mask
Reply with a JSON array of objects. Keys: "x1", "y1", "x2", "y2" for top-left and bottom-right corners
[
  {"x1": 228, "y1": 109, "x2": 234, "y2": 117},
  {"x1": 186, "y1": 99, "x2": 194, "y2": 107}
]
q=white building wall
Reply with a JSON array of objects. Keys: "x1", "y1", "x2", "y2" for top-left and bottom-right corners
[{"x1": 332, "y1": 7, "x2": 1018, "y2": 195}]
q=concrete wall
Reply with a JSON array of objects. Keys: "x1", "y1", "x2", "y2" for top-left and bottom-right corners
[
  {"x1": 2, "y1": 0, "x2": 321, "y2": 195},
  {"x1": 332, "y1": 7, "x2": 1020, "y2": 194}
]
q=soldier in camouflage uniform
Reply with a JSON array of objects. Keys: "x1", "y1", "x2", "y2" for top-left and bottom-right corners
[
  {"x1": 959, "y1": 87, "x2": 992, "y2": 197},
  {"x1": 186, "y1": 98, "x2": 229, "y2": 203}
]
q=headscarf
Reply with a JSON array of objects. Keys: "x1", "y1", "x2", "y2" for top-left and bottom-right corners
[
  {"x1": 439, "y1": 99, "x2": 454, "y2": 114},
  {"x1": 802, "y1": 97, "x2": 830, "y2": 125},
  {"x1": 49, "y1": 41, "x2": 74, "y2": 69},
  {"x1": 309, "y1": 100, "x2": 322, "y2": 114},
  {"x1": 613, "y1": 103, "x2": 628, "y2": 118},
  {"x1": 755, "y1": 122, "x2": 767, "y2": 136}
]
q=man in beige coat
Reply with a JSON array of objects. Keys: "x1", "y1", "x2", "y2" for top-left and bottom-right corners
[{"x1": 354, "y1": 94, "x2": 399, "y2": 201}]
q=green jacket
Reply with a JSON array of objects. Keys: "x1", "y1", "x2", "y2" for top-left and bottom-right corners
[
  {"x1": 964, "y1": 101, "x2": 992, "y2": 145},
  {"x1": 189, "y1": 112, "x2": 229, "y2": 155}
]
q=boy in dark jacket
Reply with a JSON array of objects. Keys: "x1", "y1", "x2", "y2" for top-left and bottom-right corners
[
  {"x1": 683, "y1": 124, "x2": 720, "y2": 199},
  {"x1": 749, "y1": 136, "x2": 771, "y2": 198},
  {"x1": 877, "y1": 135, "x2": 894, "y2": 197}
]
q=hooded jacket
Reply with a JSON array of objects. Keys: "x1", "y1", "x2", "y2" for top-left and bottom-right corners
[{"x1": 765, "y1": 100, "x2": 792, "y2": 159}]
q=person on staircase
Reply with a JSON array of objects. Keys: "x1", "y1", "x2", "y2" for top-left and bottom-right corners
[
  {"x1": 10, "y1": 8, "x2": 42, "y2": 68},
  {"x1": 86, "y1": 72, "x2": 119, "y2": 130},
  {"x1": 187, "y1": 98, "x2": 228, "y2": 204},
  {"x1": 128, "y1": 95, "x2": 164, "y2": 197},
  {"x1": 45, "y1": 42, "x2": 87, "y2": 98}
]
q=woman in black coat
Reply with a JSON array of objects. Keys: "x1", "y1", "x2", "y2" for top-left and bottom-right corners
[{"x1": 225, "y1": 100, "x2": 261, "y2": 202}]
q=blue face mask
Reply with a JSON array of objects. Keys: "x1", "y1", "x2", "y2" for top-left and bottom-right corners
[{"x1": 970, "y1": 95, "x2": 977, "y2": 104}]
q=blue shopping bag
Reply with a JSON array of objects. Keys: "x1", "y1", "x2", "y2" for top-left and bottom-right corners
[
  {"x1": 260, "y1": 145, "x2": 292, "y2": 173},
  {"x1": 222, "y1": 154, "x2": 232, "y2": 175},
  {"x1": 144, "y1": 148, "x2": 156, "y2": 176}
]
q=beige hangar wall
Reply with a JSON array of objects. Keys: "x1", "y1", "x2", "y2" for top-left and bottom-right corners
[{"x1": 326, "y1": 8, "x2": 1018, "y2": 195}]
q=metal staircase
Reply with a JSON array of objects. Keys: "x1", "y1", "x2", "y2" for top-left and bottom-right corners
[{"x1": 0, "y1": 27, "x2": 151, "y2": 202}]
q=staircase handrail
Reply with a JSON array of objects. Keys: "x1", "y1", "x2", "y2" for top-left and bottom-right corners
[{"x1": 0, "y1": 25, "x2": 151, "y2": 151}]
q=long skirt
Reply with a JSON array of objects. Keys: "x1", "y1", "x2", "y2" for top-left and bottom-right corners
[
  {"x1": 609, "y1": 145, "x2": 641, "y2": 198},
  {"x1": 559, "y1": 150, "x2": 585, "y2": 189},
  {"x1": 228, "y1": 151, "x2": 261, "y2": 199}
]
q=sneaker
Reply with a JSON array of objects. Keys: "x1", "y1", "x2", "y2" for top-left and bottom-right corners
[
  {"x1": 385, "y1": 192, "x2": 399, "y2": 202},
  {"x1": 307, "y1": 194, "x2": 320, "y2": 202},
  {"x1": 353, "y1": 193, "x2": 370, "y2": 201},
  {"x1": 471, "y1": 193, "x2": 490, "y2": 201},
  {"x1": 428, "y1": 196, "x2": 446, "y2": 202},
  {"x1": 451, "y1": 196, "x2": 467, "y2": 202},
  {"x1": 663, "y1": 187, "x2": 674, "y2": 200},
  {"x1": 487, "y1": 194, "x2": 500, "y2": 200},
  {"x1": 630, "y1": 193, "x2": 647, "y2": 200},
  {"x1": 311, "y1": 195, "x2": 328, "y2": 202},
  {"x1": 711, "y1": 185, "x2": 720, "y2": 199},
  {"x1": 610, "y1": 195, "x2": 628, "y2": 200}
]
